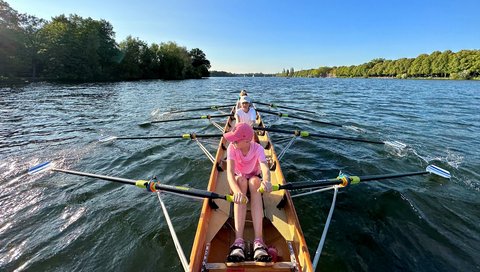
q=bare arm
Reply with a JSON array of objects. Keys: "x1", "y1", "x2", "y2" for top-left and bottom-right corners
[
  {"x1": 258, "y1": 161, "x2": 272, "y2": 193},
  {"x1": 227, "y1": 159, "x2": 241, "y2": 194},
  {"x1": 235, "y1": 113, "x2": 240, "y2": 125}
]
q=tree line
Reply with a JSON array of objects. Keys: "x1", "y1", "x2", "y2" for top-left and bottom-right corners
[
  {"x1": 210, "y1": 71, "x2": 274, "y2": 77},
  {"x1": 278, "y1": 50, "x2": 480, "y2": 80},
  {"x1": 0, "y1": 0, "x2": 210, "y2": 82}
]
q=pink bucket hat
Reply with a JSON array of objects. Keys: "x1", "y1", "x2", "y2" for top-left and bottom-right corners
[{"x1": 224, "y1": 123, "x2": 254, "y2": 142}]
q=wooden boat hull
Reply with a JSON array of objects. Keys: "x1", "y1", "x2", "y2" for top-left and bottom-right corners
[{"x1": 190, "y1": 109, "x2": 313, "y2": 271}]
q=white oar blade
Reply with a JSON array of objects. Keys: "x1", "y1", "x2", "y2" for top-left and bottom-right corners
[
  {"x1": 98, "y1": 135, "x2": 117, "y2": 143},
  {"x1": 384, "y1": 140, "x2": 407, "y2": 150},
  {"x1": 426, "y1": 165, "x2": 451, "y2": 179},
  {"x1": 28, "y1": 162, "x2": 53, "y2": 175}
]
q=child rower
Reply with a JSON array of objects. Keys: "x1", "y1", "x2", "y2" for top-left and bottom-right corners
[
  {"x1": 235, "y1": 89, "x2": 249, "y2": 111},
  {"x1": 235, "y1": 95, "x2": 257, "y2": 127},
  {"x1": 224, "y1": 122, "x2": 273, "y2": 263}
]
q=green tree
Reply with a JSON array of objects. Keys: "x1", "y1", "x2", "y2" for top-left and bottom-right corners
[
  {"x1": 431, "y1": 50, "x2": 451, "y2": 77},
  {"x1": 17, "y1": 14, "x2": 46, "y2": 79},
  {"x1": 157, "y1": 41, "x2": 191, "y2": 80},
  {"x1": 408, "y1": 54, "x2": 430, "y2": 77},
  {"x1": 0, "y1": 0, "x2": 25, "y2": 77},
  {"x1": 188, "y1": 48, "x2": 210, "y2": 78},
  {"x1": 40, "y1": 14, "x2": 119, "y2": 81},
  {"x1": 117, "y1": 36, "x2": 149, "y2": 80}
]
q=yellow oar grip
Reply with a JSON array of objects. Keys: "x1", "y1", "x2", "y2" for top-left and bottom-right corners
[
  {"x1": 225, "y1": 195, "x2": 248, "y2": 204},
  {"x1": 135, "y1": 180, "x2": 149, "y2": 188},
  {"x1": 258, "y1": 184, "x2": 280, "y2": 193},
  {"x1": 350, "y1": 176, "x2": 361, "y2": 184},
  {"x1": 300, "y1": 131, "x2": 309, "y2": 137}
]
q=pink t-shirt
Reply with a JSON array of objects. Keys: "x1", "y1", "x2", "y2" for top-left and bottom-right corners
[{"x1": 227, "y1": 142, "x2": 267, "y2": 178}]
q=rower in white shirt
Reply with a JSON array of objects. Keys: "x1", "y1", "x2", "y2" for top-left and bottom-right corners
[{"x1": 235, "y1": 95, "x2": 256, "y2": 126}]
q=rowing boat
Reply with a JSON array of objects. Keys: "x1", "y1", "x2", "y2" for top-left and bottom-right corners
[
  {"x1": 190, "y1": 105, "x2": 313, "y2": 271},
  {"x1": 27, "y1": 92, "x2": 452, "y2": 272}
]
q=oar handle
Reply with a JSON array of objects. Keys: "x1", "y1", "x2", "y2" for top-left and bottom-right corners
[
  {"x1": 224, "y1": 195, "x2": 248, "y2": 204},
  {"x1": 258, "y1": 184, "x2": 280, "y2": 193}
]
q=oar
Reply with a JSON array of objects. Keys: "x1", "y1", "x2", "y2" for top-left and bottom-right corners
[
  {"x1": 98, "y1": 133, "x2": 223, "y2": 143},
  {"x1": 254, "y1": 127, "x2": 406, "y2": 148},
  {"x1": 256, "y1": 108, "x2": 344, "y2": 128},
  {"x1": 139, "y1": 113, "x2": 233, "y2": 127},
  {"x1": 28, "y1": 162, "x2": 246, "y2": 203},
  {"x1": 260, "y1": 165, "x2": 451, "y2": 192},
  {"x1": 167, "y1": 104, "x2": 234, "y2": 114},
  {"x1": 254, "y1": 101, "x2": 316, "y2": 114}
]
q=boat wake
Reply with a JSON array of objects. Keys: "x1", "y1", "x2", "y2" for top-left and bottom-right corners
[
  {"x1": 385, "y1": 143, "x2": 410, "y2": 157},
  {"x1": 409, "y1": 147, "x2": 463, "y2": 169},
  {"x1": 150, "y1": 108, "x2": 172, "y2": 119}
]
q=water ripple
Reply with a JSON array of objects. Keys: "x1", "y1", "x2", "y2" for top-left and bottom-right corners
[{"x1": 0, "y1": 78, "x2": 479, "y2": 271}]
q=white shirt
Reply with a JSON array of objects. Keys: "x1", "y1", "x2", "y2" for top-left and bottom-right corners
[{"x1": 235, "y1": 108, "x2": 257, "y2": 126}]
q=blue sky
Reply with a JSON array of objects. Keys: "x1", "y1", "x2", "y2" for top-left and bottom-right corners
[{"x1": 8, "y1": 0, "x2": 480, "y2": 73}]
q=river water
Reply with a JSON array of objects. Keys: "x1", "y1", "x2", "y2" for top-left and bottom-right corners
[{"x1": 0, "y1": 78, "x2": 479, "y2": 271}]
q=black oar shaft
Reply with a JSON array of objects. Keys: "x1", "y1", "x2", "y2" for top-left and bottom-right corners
[
  {"x1": 118, "y1": 136, "x2": 185, "y2": 140},
  {"x1": 254, "y1": 101, "x2": 316, "y2": 114},
  {"x1": 278, "y1": 171, "x2": 431, "y2": 191},
  {"x1": 358, "y1": 171, "x2": 428, "y2": 182},
  {"x1": 150, "y1": 113, "x2": 233, "y2": 124},
  {"x1": 280, "y1": 178, "x2": 341, "y2": 190},
  {"x1": 116, "y1": 133, "x2": 223, "y2": 140},
  {"x1": 51, "y1": 168, "x2": 229, "y2": 201},
  {"x1": 256, "y1": 108, "x2": 342, "y2": 127},
  {"x1": 255, "y1": 127, "x2": 384, "y2": 145},
  {"x1": 53, "y1": 168, "x2": 135, "y2": 185},
  {"x1": 169, "y1": 104, "x2": 234, "y2": 114}
]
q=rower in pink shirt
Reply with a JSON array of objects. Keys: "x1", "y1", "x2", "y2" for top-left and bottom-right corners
[{"x1": 224, "y1": 122, "x2": 272, "y2": 263}]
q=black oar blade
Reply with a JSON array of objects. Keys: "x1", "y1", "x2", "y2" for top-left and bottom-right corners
[{"x1": 139, "y1": 122, "x2": 152, "y2": 128}]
